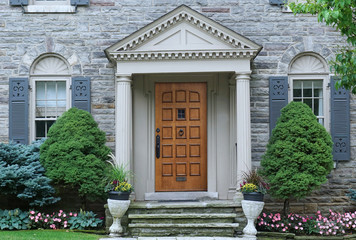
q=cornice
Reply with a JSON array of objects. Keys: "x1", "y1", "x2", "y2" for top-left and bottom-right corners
[{"x1": 110, "y1": 49, "x2": 258, "y2": 61}]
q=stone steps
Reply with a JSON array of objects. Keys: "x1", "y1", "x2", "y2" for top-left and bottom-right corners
[{"x1": 127, "y1": 200, "x2": 244, "y2": 237}]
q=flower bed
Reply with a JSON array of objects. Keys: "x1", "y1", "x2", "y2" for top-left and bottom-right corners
[
  {"x1": 257, "y1": 210, "x2": 356, "y2": 237},
  {"x1": 0, "y1": 209, "x2": 102, "y2": 231}
]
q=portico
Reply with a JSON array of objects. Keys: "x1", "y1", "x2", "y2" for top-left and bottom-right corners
[{"x1": 105, "y1": 5, "x2": 261, "y2": 201}]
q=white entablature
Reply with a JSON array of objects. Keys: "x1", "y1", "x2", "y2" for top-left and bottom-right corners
[{"x1": 105, "y1": 5, "x2": 261, "y2": 62}]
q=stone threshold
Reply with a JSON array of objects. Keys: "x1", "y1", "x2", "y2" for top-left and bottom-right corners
[
  {"x1": 144, "y1": 192, "x2": 218, "y2": 201},
  {"x1": 129, "y1": 200, "x2": 241, "y2": 209}
]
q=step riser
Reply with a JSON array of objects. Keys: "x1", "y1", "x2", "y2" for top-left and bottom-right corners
[
  {"x1": 130, "y1": 228, "x2": 235, "y2": 237},
  {"x1": 130, "y1": 219, "x2": 234, "y2": 224},
  {"x1": 128, "y1": 207, "x2": 238, "y2": 214}
]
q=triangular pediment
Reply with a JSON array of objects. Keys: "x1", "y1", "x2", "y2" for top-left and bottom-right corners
[{"x1": 105, "y1": 5, "x2": 261, "y2": 61}]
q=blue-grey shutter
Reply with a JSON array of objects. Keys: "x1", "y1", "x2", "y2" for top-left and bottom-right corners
[
  {"x1": 269, "y1": 0, "x2": 286, "y2": 6},
  {"x1": 269, "y1": 76, "x2": 288, "y2": 135},
  {"x1": 72, "y1": 77, "x2": 91, "y2": 113},
  {"x1": 9, "y1": 0, "x2": 28, "y2": 6},
  {"x1": 70, "y1": 0, "x2": 89, "y2": 6},
  {"x1": 330, "y1": 76, "x2": 350, "y2": 161},
  {"x1": 9, "y1": 78, "x2": 29, "y2": 144}
]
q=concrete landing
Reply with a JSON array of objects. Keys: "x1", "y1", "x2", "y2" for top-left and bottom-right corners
[{"x1": 100, "y1": 237, "x2": 255, "y2": 240}]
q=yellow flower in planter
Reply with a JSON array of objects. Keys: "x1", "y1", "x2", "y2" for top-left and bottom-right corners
[{"x1": 241, "y1": 183, "x2": 258, "y2": 193}]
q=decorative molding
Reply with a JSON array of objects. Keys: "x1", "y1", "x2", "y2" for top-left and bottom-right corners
[
  {"x1": 32, "y1": 56, "x2": 70, "y2": 75},
  {"x1": 111, "y1": 50, "x2": 257, "y2": 61},
  {"x1": 106, "y1": 5, "x2": 261, "y2": 62},
  {"x1": 290, "y1": 55, "x2": 327, "y2": 73}
]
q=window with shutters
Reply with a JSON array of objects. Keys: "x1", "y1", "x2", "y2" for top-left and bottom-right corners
[
  {"x1": 30, "y1": 55, "x2": 71, "y2": 141},
  {"x1": 289, "y1": 54, "x2": 330, "y2": 129},
  {"x1": 25, "y1": 0, "x2": 76, "y2": 13}
]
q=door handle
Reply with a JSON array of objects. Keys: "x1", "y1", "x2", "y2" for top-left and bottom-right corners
[{"x1": 156, "y1": 135, "x2": 160, "y2": 159}]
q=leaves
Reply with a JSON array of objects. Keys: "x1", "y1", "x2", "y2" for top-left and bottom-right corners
[
  {"x1": 40, "y1": 108, "x2": 111, "y2": 202},
  {"x1": 0, "y1": 141, "x2": 59, "y2": 207},
  {"x1": 289, "y1": 0, "x2": 356, "y2": 92},
  {"x1": 261, "y1": 102, "x2": 333, "y2": 201}
]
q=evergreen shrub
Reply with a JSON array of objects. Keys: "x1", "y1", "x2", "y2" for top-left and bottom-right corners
[
  {"x1": 0, "y1": 140, "x2": 59, "y2": 207},
  {"x1": 40, "y1": 108, "x2": 110, "y2": 203},
  {"x1": 260, "y1": 102, "x2": 333, "y2": 214}
]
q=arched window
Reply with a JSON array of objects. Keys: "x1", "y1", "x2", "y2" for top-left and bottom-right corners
[
  {"x1": 288, "y1": 53, "x2": 330, "y2": 128},
  {"x1": 30, "y1": 54, "x2": 71, "y2": 140}
]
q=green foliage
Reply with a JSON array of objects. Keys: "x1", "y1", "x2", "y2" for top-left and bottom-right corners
[
  {"x1": 0, "y1": 140, "x2": 59, "y2": 206},
  {"x1": 289, "y1": 0, "x2": 356, "y2": 93},
  {"x1": 40, "y1": 108, "x2": 111, "y2": 202},
  {"x1": 347, "y1": 189, "x2": 356, "y2": 201},
  {"x1": 0, "y1": 209, "x2": 29, "y2": 230},
  {"x1": 261, "y1": 102, "x2": 333, "y2": 202},
  {"x1": 67, "y1": 210, "x2": 103, "y2": 230},
  {"x1": 104, "y1": 153, "x2": 134, "y2": 193}
]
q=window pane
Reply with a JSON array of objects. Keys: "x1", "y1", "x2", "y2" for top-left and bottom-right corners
[
  {"x1": 36, "y1": 121, "x2": 45, "y2": 138},
  {"x1": 304, "y1": 99, "x2": 312, "y2": 109},
  {"x1": 36, "y1": 82, "x2": 46, "y2": 100},
  {"x1": 293, "y1": 81, "x2": 302, "y2": 97},
  {"x1": 57, "y1": 82, "x2": 66, "y2": 100},
  {"x1": 314, "y1": 98, "x2": 323, "y2": 116},
  {"x1": 303, "y1": 81, "x2": 312, "y2": 97},
  {"x1": 314, "y1": 80, "x2": 323, "y2": 97}
]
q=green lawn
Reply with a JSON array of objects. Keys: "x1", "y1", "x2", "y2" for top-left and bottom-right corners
[{"x1": 0, "y1": 230, "x2": 105, "y2": 240}]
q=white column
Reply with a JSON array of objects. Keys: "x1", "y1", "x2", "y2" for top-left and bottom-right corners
[
  {"x1": 115, "y1": 74, "x2": 132, "y2": 171},
  {"x1": 234, "y1": 72, "x2": 252, "y2": 201}
]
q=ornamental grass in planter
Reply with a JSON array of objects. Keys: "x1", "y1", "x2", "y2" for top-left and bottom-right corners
[
  {"x1": 240, "y1": 169, "x2": 269, "y2": 202},
  {"x1": 104, "y1": 153, "x2": 134, "y2": 200}
]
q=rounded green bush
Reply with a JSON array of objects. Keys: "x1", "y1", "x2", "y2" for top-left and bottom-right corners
[
  {"x1": 40, "y1": 108, "x2": 110, "y2": 202},
  {"x1": 261, "y1": 102, "x2": 333, "y2": 205}
]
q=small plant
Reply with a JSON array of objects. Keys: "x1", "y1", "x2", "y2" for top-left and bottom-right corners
[
  {"x1": 347, "y1": 189, "x2": 356, "y2": 202},
  {"x1": 0, "y1": 209, "x2": 29, "y2": 230},
  {"x1": 67, "y1": 210, "x2": 103, "y2": 230},
  {"x1": 104, "y1": 153, "x2": 133, "y2": 193},
  {"x1": 240, "y1": 169, "x2": 269, "y2": 194}
]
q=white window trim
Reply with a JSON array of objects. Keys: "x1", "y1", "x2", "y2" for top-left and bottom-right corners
[
  {"x1": 288, "y1": 74, "x2": 330, "y2": 131},
  {"x1": 25, "y1": 0, "x2": 75, "y2": 13},
  {"x1": 29, "y1": 76, "x2": 71, "y2": 141}
]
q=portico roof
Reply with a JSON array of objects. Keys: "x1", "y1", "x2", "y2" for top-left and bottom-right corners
[{"x1": 105, "y1": 5, "x2": 262, "y2": 63}]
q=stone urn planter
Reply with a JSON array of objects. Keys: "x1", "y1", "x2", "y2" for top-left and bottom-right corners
[
  {"x1": 241, "y1": 199, "x2": 265, "y2": 239},
  {"x1": 107, "y1": 192, "x2": 130, "y2": 237}
]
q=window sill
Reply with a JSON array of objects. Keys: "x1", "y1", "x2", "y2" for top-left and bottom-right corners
[{"x1": 24, "y1": 5, "x2": 76, "y2": 13}]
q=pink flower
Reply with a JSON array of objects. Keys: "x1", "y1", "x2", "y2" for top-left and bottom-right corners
[
  {"x1": 37, "y1": 213, "x2": 41, "y2": 216},
  {"x1": 30, "y1": 211, "x2": 35, "y2": 215},
  {"x1": 30, "y1": 216, "x2": 34, "y2": 220},
  {"x1": 74, "y1": 213, "x2": 77, "y2": 217},
  {"x1": 44, "y1": 219, "x2": 48, "y2": 223},
  {"x1": 69, "y1": 212, "x2": 73, "y2": 216},
  {"x1": 63, "y1": 214, "x2": 66, "y2": 217}
]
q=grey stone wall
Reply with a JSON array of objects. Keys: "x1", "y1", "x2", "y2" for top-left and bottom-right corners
[{"x1": 0, "y1": 0, "x2": 354, "y2": 213}]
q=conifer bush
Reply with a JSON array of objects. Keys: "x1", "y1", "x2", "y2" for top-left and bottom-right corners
[
  {"x1": 260, "y1": 102, "x2": 333, "y2": 215},
  {"x1": 40, "y1": 108, "x2": 110, "y2": 205},
  {"x1": 0, "y1": 140, "x2": 59, "y2": 207}
]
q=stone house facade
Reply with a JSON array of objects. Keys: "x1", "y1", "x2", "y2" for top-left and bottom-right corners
[{"x1": 0, "y1": 0, "x2": 354, "y2": 213}]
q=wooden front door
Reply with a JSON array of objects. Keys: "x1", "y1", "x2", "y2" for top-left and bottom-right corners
[{"x1": 155, "y1": 82, "x2": 207, "y2": 192}]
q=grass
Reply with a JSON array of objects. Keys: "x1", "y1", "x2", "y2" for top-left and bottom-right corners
[{"x1": 0, "y1": 229, "x2": 105, "y2": 240}]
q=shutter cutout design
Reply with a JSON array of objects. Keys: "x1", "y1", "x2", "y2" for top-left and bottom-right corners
[
  {"x1": 70, "y1": 0, "x2": 89, "y2": 6},
  {"x1": 9, "y1": 0, "x2": 28, "y2": 6},
  {"x1": 269, "y1": 76, "x2": 288, "y2": 135},
  {"x1": 9, "y1": 78, "x2": 29, "y2": 144},
  {"x1": 330, "y1": 76, "x2": 350, "y2": 161},
  {"x1": 72, "y1": 77, "x2": 91, "y2": 113}
]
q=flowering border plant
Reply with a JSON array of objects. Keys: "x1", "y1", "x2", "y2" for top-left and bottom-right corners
[
  {"x1": 257, "y1": 209, "x2": 356, "y2": 236},
  {"x1": 240, "y1": 169, "x2": 269, "y2": 194}
]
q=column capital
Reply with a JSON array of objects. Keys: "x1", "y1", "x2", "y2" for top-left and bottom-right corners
[
  {"x1": 115, "y1": 74, "x2": 132, "y2": 83},
  {"x1": 233, "y1": 71, "x2": 252, "y2": 81}
]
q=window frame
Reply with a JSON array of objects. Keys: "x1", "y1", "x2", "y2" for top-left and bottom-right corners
[
  {"x1": 24, "y1": 0, "x2": 75, "y2": 13},
  {"x1": 288, "y1": 74, "x2": 330, "y2": 131},
  {"x1": 29, "y1": 76, "x2": 71, "y2": 141}
]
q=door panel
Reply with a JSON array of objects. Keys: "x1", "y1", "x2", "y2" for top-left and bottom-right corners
[{"x1": 155, "y1": 82, "x2": 207, "y2": 191}]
